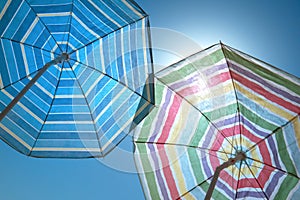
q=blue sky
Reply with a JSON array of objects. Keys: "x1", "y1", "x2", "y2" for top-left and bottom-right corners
[{"x1": 0, "y1": 1, "x2": 299, "y2": 199}]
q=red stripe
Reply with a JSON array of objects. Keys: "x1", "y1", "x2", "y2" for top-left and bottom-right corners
[
  {"x1": 177, "y1": 71, "x2": 231, "y2": 98},
  {"x1": 157, "y1": 145, "x2": 180, "y2": 199},
  {"x1": 156, "y1": 94, "x2": 182, "y2": 199},
  {"x1": 157, "y1": 94, "x2": 182, "y2": 143},
  {"x1": 208, "y1": 71, "x2": 231, "y2": 87},
  {"x1": 232, "y1": 71, "x2": 299, "y2": 113},
  {"x1": 178, "y1": 85, "x2": 201, "y2": 97}
]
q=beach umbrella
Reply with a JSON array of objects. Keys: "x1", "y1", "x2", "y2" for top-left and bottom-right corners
[
  {"x1": 134, "y1": 43, "x2": 300, "y2": 199},
  {"x1": 0, "y1": 0, "x2": 154, "y2": 158}
]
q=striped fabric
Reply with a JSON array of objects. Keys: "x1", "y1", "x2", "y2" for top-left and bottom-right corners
[
  {"x1": 134, "y1": 43, "x2": 300, "y2": 199},
  {"x1": 0, "y1": 0, "x2": 154, "y2": 157}
]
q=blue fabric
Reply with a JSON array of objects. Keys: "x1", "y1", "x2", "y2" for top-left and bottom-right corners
[{"x1": 0, "y1": 0, "x2": 154, "y2": 158}]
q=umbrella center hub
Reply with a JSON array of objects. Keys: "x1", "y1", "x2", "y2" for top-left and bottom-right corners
[
  {"x1": 54, "y1": 52, "x2": 70, "y2": 64},
  {"x1": 230, "y1": 151, "x2": 246, "y2": 165}
]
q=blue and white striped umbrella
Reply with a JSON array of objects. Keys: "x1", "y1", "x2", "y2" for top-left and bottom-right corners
[{"x1": 0, "y1": 0, "x2": 154, "y2": 158}]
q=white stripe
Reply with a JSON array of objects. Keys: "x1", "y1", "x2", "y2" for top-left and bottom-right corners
[
  {"x1": 32, "y1": 147, "x2": 100, "y2": 152},
  {"x1": 0, "y1": 0, "x2": 12, "y2": 20},
  {"x1": 35, "y1": 82, "x2": 54, "y2": 98},
  {"x1": 21, "y1": 17, "x2": 39, "y2": 43},
  {"x1": 21, "y1": 44, "x2": 30, "y2": 74},
  {"x1": 142, "y1": 18, "x2": 149, "y2": 75},
  {"x1": 89, "y1": 77, "x2": 111, "y2": 105},
  {"x1": 101, "y1": 115, "x2": 134, "y2": 151},
  {"x1": 99, "y1": 39, "x2": 105, "y2": 73},
  {"x1": 45, "y1": 121, "x2": 94, "y2": 124},
  {"x1": 88, "y1": 0, "x2": 121, "y2": 28},
  {"x1": 54, "y1": 95, "x2": 84, "y2": 98},
  {"x1": 100, "y1": 95, "x2": 140, "y2": 150},
  {"x1": 4, "y1": 90, "x2": 46, "y2": 123},
  {"x1": 37, "y1": 12, "x2": 70, "y2": 17},
  {"x1": 11, "y1": 7, "x2": 31, "y2": 39},
  {"x1": 120, "y1": 28, "x2": 128, "y2": 85},
  {"x1": 94, "y1": 87, "x2": 127, "y2": 122},
  {"x1": 0, "y1": 123, "x2": 31, "y2": 150},
  {"x1": 72, "y1": 14, "x2": 100, "y2": 38},
  {"x1": 121, "y1": 0, "x2": 144, "y2": 18},
  {"x1": 1, "y1": 40, "x2": 12, "y2": 83},
  {"x1": 85, "y1": 74, "x2": 104, "y2": 96},
  {"x1": 1, "y1": 0, "x2": 22, "y2": 37}
]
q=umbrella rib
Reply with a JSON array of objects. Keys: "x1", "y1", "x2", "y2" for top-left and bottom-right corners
[
  {"x1": 66, "y1": 0, "x2": 75, "y2": 53},
  {"x1": 0, "y1": 37, "x2": 58, "y2": 56},
  {"x1": 244, "y1": 161, "x2": 269, "y2": 200},
  {"x1": 69, "y1": 59, "x2": 154, "y2": 105},
  {"x1": 234, "y1": 160, "x2": 243, "y2": 200},
  {"x1": 28, "y1": 62, "x2": 64, "y2": 156},
  {"x1": 246, "y1": 157, "x2": 300, "y2": 179},
  {"x1": 66, "y1": 61, "x2": 103, "y2": 156},
  {"x1": 69, "y1": 16, "x2": 148, "y2": 54},
  {"x1": 220, "y1": 42, "x2": 242, "y2": 151},
  {"x1": 135, "y1": 141, "x2": 230, "y2": 160},
  {"x1": 154, "y1": 75, "x2": 237, "y2": 154},
  {"x1": 24, "y1": 0, "x2": 63, "y2": 53},
  {"x1": 176, "y1": 175, "x2": 214, "y2": 200},
  {"x1": 223, "y1": 44, "x2": 300, "y2": 79},
  {"x1": 246, "y1": 114, "x2": 300, "y2": 153},
  {"x1": 155, "y1": 43, "x2": 220, "y2": 75}
]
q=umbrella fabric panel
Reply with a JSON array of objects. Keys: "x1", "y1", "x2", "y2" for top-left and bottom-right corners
[
  {"x1": 27, "y1": 0, "x2": 147, "y2": 51},
  {"x1": 0, "y1": 64, "x2": 61, "y2": 155},
  {"x1": 224, "y1": 45, "x2": 300, "y2": 124},
  {"x1": 30, "y1": 65, "x2": 101, "y2": 157},
  {"x1": 248, "y1": 116, "x2": 300, "y2": 199},
  {"x1": 0, "y1": 40, "x2": 57, "y2": 89},
  {"x1": 0, "y1": 0, "x2": 59, "y2": 52},
  {"x1": 71, "y1": 17, "x2": 152, "y2": 97}
]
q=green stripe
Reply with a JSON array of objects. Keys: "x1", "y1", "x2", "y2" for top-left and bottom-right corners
[
  {"x1": 188, "y1": 147, "x2": 205, "y2": 183},
  {"x1": 275, "y1": 129, "x2": 297, "y2": 175},
  {"x1": 203, "y1": 103, "x2": 238, "y2": 122},
  {"x1": 159, "y1": 49, "x2": 225, "y2": 85},
  {"x1": 136, "y1": 143, "x2": 161, "y2": 200},
  {"x1": 274, "y1": 175, "x2": 298, "y2": 200},
  {"x1": 239, "y1": 103, "x2": 277, "y2": 131},
  {"x1": 223, "y1": 47, "x2": 300, "y2": 96},
  {"x1": 190, "y1": 116, "x2": 210, "y2": 147}
]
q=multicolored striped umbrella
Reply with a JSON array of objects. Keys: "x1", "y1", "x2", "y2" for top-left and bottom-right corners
[
  {"x1": 0, "y1": 0, "x2": 154, "y2": 158},
  {"x1": 134, "y1": 43, "x2": 300, "y2": 199}
]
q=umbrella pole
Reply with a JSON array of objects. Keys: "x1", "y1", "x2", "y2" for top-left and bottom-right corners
[
  {"x1": 205, "y1": 152, "x2": 246, "y2": 200},
  {"x1": 0, "y1": 53, "x2": 69, "y2": 122}
]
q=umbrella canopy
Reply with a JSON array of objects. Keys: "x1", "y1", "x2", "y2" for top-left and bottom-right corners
[
  {"x1": 134, "y1": 43, "x2": 300, "y2": 199},
  {"x1": 0, "y1": 0, "x2": 154, "y2": 158}
]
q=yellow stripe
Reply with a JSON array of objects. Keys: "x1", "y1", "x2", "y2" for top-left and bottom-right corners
[
  {"x1": 165, "y1": 146, "x2": 194, "y2": 199},
  {"x1": 167, "y1": 102, "x2": 190, "y2": 143},
  {"x1": 294, "y1": 117, "x2": 300, "y2": 148},
  {"x1": 235, "y1": 83, "x2": 294, "y2": 120},
  {"x1": 0, "y1": 123, "x2": 31, "y2": 150},
  {"x1": 187, "y1": 82, "x2": 234, "y2": 105}
]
